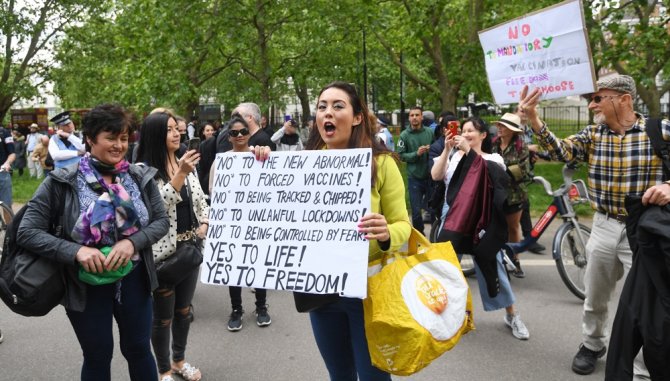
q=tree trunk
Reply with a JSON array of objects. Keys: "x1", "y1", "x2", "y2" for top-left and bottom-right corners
[
  {"x1": 438, "y1": 82, "x2": 461, "y2": 114},
  {"x1": 638, "y1": 86, "x2": 661, "y2": 118},
  {"x1": 294, "y1": 80, "x2": 311, "y2": 127},
  {"x1": 184, "y1": 97, "x2": 199, "y2": 120}
]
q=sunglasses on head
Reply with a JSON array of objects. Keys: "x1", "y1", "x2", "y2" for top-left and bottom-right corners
[
  {"x1": 590, "y1": 94, "x2": 623, "y2": 104},
  {"x1": 229, "y1": 128, "x2": 250, "y2": 137}
]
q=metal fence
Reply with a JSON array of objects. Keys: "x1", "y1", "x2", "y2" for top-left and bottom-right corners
[{"x1": 269, "y1": 102, "x2": 669, "y2": 137}]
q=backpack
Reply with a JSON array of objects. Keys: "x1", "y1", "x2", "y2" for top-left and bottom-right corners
[
  {"x1": 0, "y1": 190, "x2": 64, "y2": 316},
  {"x1": 646, "y1": 118, "x2": 670, "y2": 180}
]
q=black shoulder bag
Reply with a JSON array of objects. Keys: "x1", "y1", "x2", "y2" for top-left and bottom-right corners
[
  {"x1": 0, "y1": 183, "x2": 65, "y2": 316},
  {"x1": 155, "y1": 177, "x2": 204, "y2": 284}
]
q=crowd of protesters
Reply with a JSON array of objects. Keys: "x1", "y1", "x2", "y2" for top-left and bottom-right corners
[{"x1": 1, "y1": 72, "x2": 669, "y2": 380}]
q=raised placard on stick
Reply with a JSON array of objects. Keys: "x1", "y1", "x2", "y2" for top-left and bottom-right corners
[{"x1": 478, "y1": 0, "x2": 596, "y2": 104}]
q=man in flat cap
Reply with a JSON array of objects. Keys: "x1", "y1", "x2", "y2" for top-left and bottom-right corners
[
  {"x1": 518, "y1": 74, "x2": 668, "y2": 377},
  {"x1": 48, "y1": 111, "x2": 85, "y2": 169}
]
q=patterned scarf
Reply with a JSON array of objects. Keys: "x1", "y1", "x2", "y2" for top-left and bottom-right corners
[{"x1": 71, "y1": 154, "x2": 141, "y2": 246}]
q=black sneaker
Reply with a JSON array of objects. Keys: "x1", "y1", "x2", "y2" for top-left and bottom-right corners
[
  {"x1": 255, "y1": 305, "x2": 272, "y2": 327},
  {"x1": 528, "y1": 242, "x2": 546, "y2": 254},
  {"x1": 572, "y1": 344, "x2": 606, "y2": 375},
  {"x1": 511, "y1": 258, "x2": 525, "y2": 278},
  {"x1": 227, "y1": 308, "x2": 244, "y2": 331}
]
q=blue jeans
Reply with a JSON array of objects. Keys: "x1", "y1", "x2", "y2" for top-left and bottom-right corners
[
  {"x1": 439, "y1": 209, "x2": 515, "y2": 311},
  {"x1": 309, "y1": 297, "x2": 390, "y2": 381},
  {"x1": 66, "y1": 264, "x2": 157, "y2": 381},
  {"x1": 462, "y1": 251, "x2": 516, "y2": 311},
  {"x1": 408, "y1": 176, "x2": 432, "y2": 234},
  {"x1": 0, "y1": 171, "x2": 12, "y2": 208}
]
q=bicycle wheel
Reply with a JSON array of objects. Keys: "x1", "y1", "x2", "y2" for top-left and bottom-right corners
[
  {"x1": 429, "y1": 219, "x2": 475, "y2": 277},
  {"x1": 0, "y1": 201, "x2": 14, "y2": 256},
  {"x1": 553, "y1": 222, "x2": 590, "y2": 300}
]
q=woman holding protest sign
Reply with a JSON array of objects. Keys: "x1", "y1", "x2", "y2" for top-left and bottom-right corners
[
  {"x1": 17, "y1": 104, "x2": 170, "y2": 380},
  {"x1": 303, "y1": 81, "x2": 411, "y2": 381},
  {"x1": 136, "y1": 111, "x2": 209, "y2": 381}
]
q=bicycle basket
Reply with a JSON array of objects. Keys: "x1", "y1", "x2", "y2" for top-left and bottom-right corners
[{"x1": 568, "y1": 180, "x2": 589, "y2": 204}]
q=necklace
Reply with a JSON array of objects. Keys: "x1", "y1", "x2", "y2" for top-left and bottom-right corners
[{"x1": 167, "y1": 157, "x2": 178, "y2": 178}]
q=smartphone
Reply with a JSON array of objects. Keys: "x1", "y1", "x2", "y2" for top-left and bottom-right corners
[
  {"x1": 447, "y1": 121, "x2": 460, "y2": 137},
  {"x1": 284, "y1": 114, "x2": 292, "y2": 122},
  {"x1": 187, "y1": 137, "x2": 201, "y2": 152}
]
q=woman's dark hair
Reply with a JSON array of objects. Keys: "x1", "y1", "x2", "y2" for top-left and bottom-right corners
[
  {"x1": 306, "y1": 81, "x2": 397, "y2": 185},
  {"x1": 82, "y1": 104, "x2": 136, "y2": 152},
  {"x1": 436, "y1": 113, "x2": 459, "y2": 140},
  {"x1": 464, "y1": 116, "x2": 492, "y2": 154},
  {"x1": 136, "y1": 112, "x2": 173, "y2": 182},
  {"x1": 438, "y1": 114, "x2": 459, "y2": 129},
  {"x1": 228, "y1": 116, "x2": 249, "y2": 131}
]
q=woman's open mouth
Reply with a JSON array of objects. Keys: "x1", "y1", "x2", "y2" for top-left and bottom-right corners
[{"x1": 324, "y1": 122, "x2": 336, "y2": 137}]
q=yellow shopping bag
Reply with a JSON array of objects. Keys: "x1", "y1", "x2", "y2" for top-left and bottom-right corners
[{"x1": 364, "y1": 229, "x2": 475, "y2": 376}]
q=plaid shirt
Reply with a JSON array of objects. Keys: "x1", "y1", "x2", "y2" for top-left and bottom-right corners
[{"x1": 536, "y1": 114, "x2": 670, "y2": 216}]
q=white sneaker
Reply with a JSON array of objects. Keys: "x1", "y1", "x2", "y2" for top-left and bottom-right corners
[{"x1": 504, "y1": 314, "x2": 530, "y2": 340}]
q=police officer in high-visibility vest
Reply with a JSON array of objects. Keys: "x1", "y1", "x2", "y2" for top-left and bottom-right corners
[{"x1": 48, "y1": 111, "x2": 85, "y2": 169}]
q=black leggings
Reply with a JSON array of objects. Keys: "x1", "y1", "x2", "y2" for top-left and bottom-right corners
[
  {"x1": 229, "y1": 286, "x2": 267, "y2": 311},
  {"x1": 151, "y1": 268, "x2": 199, "y2": 374}
]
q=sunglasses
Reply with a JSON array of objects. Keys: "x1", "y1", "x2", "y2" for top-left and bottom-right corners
[
  {"x1": 229, "y1": 128, "x2": 250, "y2": 137},
  {"x1": 590, "y1": 94, "x2": 623, "y2": 104}
]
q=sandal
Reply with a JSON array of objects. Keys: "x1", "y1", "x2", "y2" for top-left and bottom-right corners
[
  {"x1": 160, "y1": 375, "x2": 175, "y2": 381},
  {"x1": 172, "y1": 362, "x2": 201, "y2": 381}
]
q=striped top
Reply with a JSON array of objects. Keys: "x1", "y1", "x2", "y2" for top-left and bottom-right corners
[{"x1": 535, "y1": 115, "x2": 670, "y2": 216}]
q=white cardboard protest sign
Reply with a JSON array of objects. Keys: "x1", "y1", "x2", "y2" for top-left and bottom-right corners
[
  {"x1": 201, "y1": 148, "x2": 372, "y2": 299},
  {"x1": 478, "y1": 0, "x2": 596, "y2": 104}
]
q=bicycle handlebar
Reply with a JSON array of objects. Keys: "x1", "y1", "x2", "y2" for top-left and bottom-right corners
[
  {"x1": 532, "y1": 164, "x2": 579, "y2": 197},
  {"x1": 532, "y1": 176, "x2": 554, "y2": 196}
]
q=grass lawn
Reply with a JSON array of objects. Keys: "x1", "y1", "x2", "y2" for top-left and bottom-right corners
[
  {"x1": 12, "y1": 173, "x2": 45, "y2": 204},
  {"x1": 528, "y1": 161, "x2": 592, "y2": 217}
]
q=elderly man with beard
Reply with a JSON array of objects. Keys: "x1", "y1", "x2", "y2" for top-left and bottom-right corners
[{"x1": 519, "y1": 74, "x2": 670, "y2": 377}]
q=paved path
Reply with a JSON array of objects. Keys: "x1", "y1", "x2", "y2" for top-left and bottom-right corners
[{"x1": 1, "y1": 216, "x2": 624, "y2": 381}]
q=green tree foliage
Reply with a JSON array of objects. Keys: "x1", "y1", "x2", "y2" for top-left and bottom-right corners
[
  {"x1": 53, "y1": 0, "x2": 236, "y2": 117},
  {"x1": 48, "y1": 0, "x2": 670, "y2": 121},
  {"x1": 0, "y1": 0, "x2": 102, "y2": 121},
  {"x1": 586, "y1": 0, "x2": 670, "y2": 117}
]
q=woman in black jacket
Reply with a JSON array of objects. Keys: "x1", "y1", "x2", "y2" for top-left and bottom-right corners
[{"x1": 17, "y1": 104, "x2": 169, "y2": 381}]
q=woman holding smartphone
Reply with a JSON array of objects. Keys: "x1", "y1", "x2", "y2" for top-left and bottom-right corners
[
  {"x1": 136, "y1": 111, "x2": 208, "y2": 381},
  {"x1": 431, "y1": 117, "x2": 530, "y2": 341}
]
